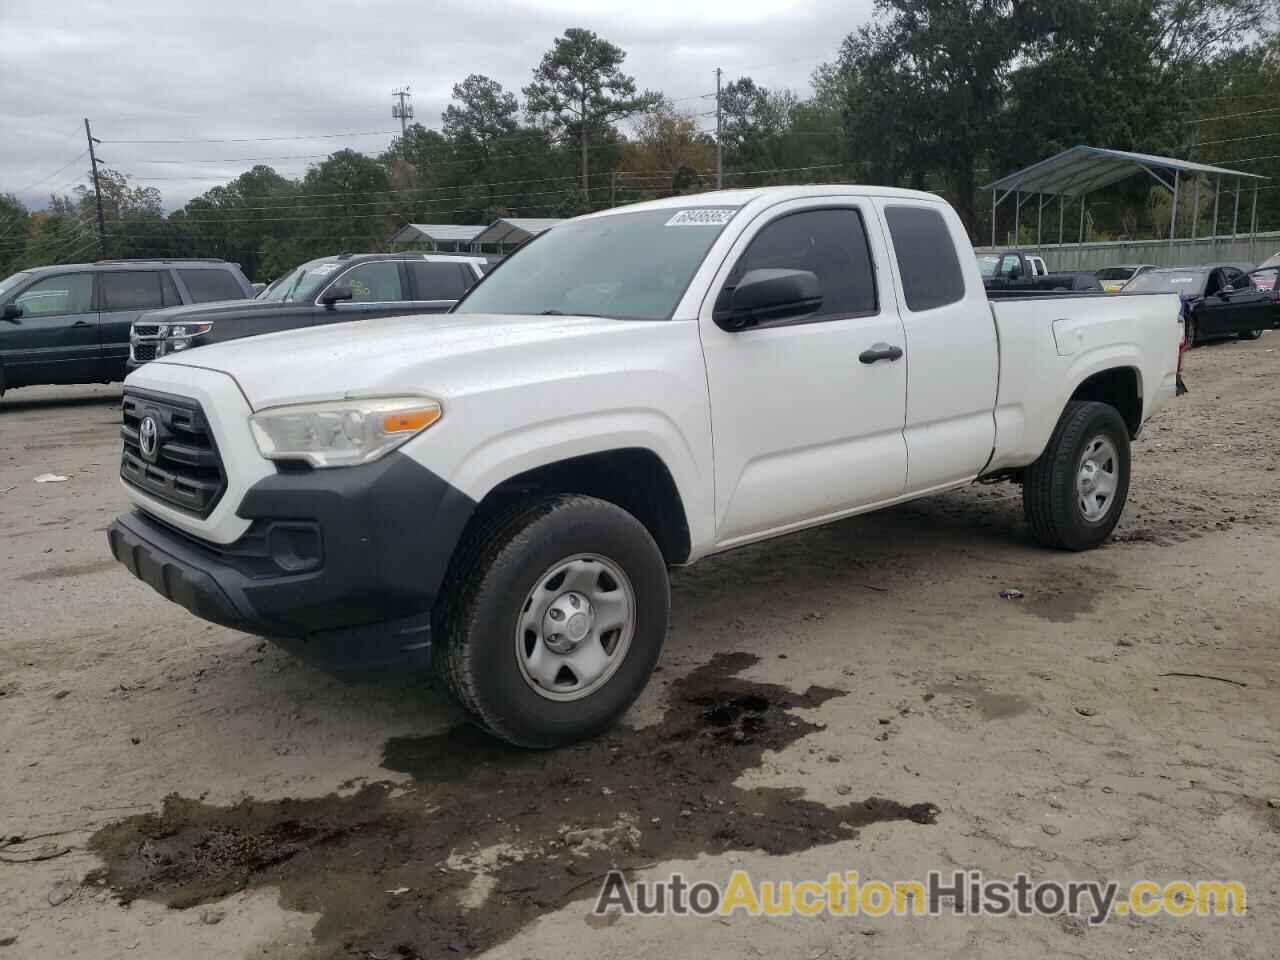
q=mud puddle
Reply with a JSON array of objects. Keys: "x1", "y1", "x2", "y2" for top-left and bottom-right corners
[{"x1": 88, "y1": 653, "x2": 937, "y2": 958}]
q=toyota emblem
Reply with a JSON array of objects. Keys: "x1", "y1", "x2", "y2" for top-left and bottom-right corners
[{"x1": 138, "y1": 416, "x2": 159, "y2": 462}]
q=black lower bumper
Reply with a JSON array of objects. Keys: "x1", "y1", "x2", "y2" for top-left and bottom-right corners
[{"x1": 107, "y1": 451, "x2": 476, "y2": 674}]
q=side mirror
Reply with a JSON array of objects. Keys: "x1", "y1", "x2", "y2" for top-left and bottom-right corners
[
  {"x1": 1, "y1": 303, "x2": 22, "y2": 322},
  {"x1": 320, "y1": 284, "x2": 353, "y2": 308},
  {"x1": 715, "y1": 269, "x2": 822, "y2": 330}
]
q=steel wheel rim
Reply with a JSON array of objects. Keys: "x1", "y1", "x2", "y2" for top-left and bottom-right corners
[
  {"x1": 1077, "y1": 435, "x2": 1119, "y2": 523},
  {"x1": 514, "y1": 553, "x2": 636, "y2": 702}
]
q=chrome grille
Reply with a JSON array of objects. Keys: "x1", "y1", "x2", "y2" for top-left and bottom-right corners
[{"x1": 120, "y1": 389, "x2": 226, "y2": 518}]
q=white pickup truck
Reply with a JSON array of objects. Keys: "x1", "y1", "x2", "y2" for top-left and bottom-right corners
[{"x1": 108, "y1": 186, "x2": 1183, "y2": 747}]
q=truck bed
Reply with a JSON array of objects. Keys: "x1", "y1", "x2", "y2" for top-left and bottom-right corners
[{"x1": 984, "y1": 291, "x2": 1183, "y2": 473}]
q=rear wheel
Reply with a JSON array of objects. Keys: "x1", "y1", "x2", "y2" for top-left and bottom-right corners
[
  {"x1": 433, "y1": 494, "x2": 669, "y2": 748},
  {"x1": 1023, "y1": 401, "x2": 1131, "y2": 551},
  {"x1": 1238, "y1": 329, "x2": 1263, "y2": 341}
]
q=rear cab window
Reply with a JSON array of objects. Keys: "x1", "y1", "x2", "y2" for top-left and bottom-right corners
[{"x1": 884, "y1": 205, "x2": 966, "y2": 311}]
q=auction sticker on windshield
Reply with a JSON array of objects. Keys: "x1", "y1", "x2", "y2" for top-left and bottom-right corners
[{"x1": 666, "y1": 208, "x2": 737, "y2": 226}]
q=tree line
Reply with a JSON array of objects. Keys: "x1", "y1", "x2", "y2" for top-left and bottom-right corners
[{"x1": 2, "y1": 2, "x2": 1278, "y2": 282}]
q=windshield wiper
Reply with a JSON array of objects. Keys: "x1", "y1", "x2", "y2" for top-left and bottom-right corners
[{"x1": 538, "y1": 309, "x2": 612, "y2": 319}]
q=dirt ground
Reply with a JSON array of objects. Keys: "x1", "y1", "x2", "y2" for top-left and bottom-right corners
[{"x1": 2, "y1": 334, "x2": 1278, "y2": 959}]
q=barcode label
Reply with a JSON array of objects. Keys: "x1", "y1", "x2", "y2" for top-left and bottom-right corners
[{"x1": 665, "y1": 208, "x2": 736, "y2": 226}]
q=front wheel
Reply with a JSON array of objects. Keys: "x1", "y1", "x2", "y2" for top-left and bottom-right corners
[
  {"x1": 1184, "y1": 316, "x2": 1199, "y2": 347},
  {"x1": 433, "y1": 494, "x2": 670, "y2": 748},
  {"x1": 1023, "y1": 401, "x2": 1131, "y2": 551},
  {"x1": 1238, "y1": 329, "x2": 1263, "y2": 341}
]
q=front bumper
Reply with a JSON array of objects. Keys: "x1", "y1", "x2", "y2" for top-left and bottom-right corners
[{"x1": 108, "y1": 451, "x2": 476, "y2": 674}]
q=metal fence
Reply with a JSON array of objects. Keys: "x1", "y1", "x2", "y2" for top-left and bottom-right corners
[{"x1": 974, "y1": 230, "x2": 1280, "y2": 271}]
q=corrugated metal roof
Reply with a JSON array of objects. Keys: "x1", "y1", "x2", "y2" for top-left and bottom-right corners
[
  {"x1": 985, "y1": 145, "x2": 1268, "y2": 197},
  {"x1": 391, "y1": 223, "x2": 486, "y2": 243},
  {"x1": 473, "y1": 218, "x2": 565, "y2": 245}
]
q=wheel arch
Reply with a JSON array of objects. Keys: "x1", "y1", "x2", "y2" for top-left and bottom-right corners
[
  {"x1": 468, "y1": 447, "x2": 692, "y2": 565},
  {"x1": 1068, "y1": 365, "x2": 1143, "y2": 437}
]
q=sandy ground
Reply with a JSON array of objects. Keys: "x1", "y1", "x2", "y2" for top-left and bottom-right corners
[{"x1": 1, "y1": 334, "x2": 1278, "y2": 959}]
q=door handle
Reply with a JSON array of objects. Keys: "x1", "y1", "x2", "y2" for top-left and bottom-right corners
[
  {"x1": 72, "y1": 320, "x2": 92, "y2": 327},
  {"x1": 859, "y1": 343, "x2": 904, "y2": 364}
]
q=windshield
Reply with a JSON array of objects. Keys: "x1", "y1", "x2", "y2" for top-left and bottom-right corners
[
  {"x1": 454, "y1": 207, "x2": 739, "y2": 321},
  {"x1": 1095, "y1": 267, "x2": 1136, "y2": 281},
  {"x1": 256, "y1": 258, "x2": 343, "y2": 302},
  {"x1": 1125, "y1": 270, "x2": 1205, "y2": 294},
  {"x1": 0, "y1": 271, "x2": 32, "y2": 302},
  {"x1": 976, "y1": 254, "x2": 1000, "y2": 278}
]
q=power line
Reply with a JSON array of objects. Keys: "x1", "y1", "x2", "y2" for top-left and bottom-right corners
[
  {"x1": 104, "y1": 160, "x2": 846, "y2": 227},
  {"x1": 1202, "y1": 153, "x2": 1280, "y2": 165},
  {"x1": 138, "y1": 154, "x2": 335, "y2": 164},
  {"x1": 1190, "y1": 105, "x2": 1280, "y2": 123},
  {"x1": 1193, "y1": 89, "x2": 1280, "y2": 102},
  {"x1": 140, "y1": 183, "x2": 628, "y2": 224},
  {"x1": 1194, "y1": 131, "x2": 1280, "y2": 147},
  {"x1": 132, "y1": 166, "x2": 699, "y2": 207},
  {"x1": 100, "y1": 130, "x2": 402, "y2": 145},
  {"x1": 12, "y1": 148, "x2": 89, "y2": 196},
  {"x1": 126, "y1": 131, "x2": 628, "y2": 181}
]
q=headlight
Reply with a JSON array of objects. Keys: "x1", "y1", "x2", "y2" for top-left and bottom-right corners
[
  {"x1": 249, "y1": 396, "x2": 443, "y2": 468},
  {"x1": 169, "y1": 322, "x2": 212, "y2": 339},
  {"x1": 161, "y1": 321, "x2": 214, "y2": 353}
]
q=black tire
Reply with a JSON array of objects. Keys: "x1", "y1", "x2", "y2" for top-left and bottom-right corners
[
  {"x1": 1023, "y1": 401, "x2": 1131, "y2": 551},
  {"x1": 1184, "y1": 315, "x2": 1198, "y2": 347},
  {"x1": 1238, "y1": 329, "x2": 1263, "y2": 341},
  {"x1": 432, "y1": 494, "x2": 670, "y2": 748}
]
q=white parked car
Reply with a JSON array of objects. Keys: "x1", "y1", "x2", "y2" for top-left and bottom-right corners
[{"x1": 108, "y1": 185, "x2": 1184, "y2": 747}]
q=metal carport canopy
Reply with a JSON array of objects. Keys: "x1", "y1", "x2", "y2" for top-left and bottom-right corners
[
  {"x1": 389, "y1": 223, "x2": 486, "y2": 245},
  {"x1": 983, "y1": 145, "x2": 1268, "y2": 249},
  {"x1": 984, "y1": 145, "x2": 1265, "y2": 198}
]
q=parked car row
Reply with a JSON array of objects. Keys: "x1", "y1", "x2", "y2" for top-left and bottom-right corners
[
  {"x1": 1123, "y1": 263, "x2": 1279, "y2": 344},
  {"x1": 977, "y1": 250, "x2": 1104, "y2": 292},
  {"x1": 974, "y1": 248, "x2": 1279, "y2": 345},
  {"x1": 128, "y1": 253, "x2": 489, "y2": 368},
  {"x1": 0, "y1": 253, "x2": 490, "y2": 395}
]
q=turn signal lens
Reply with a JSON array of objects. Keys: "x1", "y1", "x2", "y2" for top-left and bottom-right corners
[{"x1": 382, "y1": 408, "x2": 441, "y2": 434}]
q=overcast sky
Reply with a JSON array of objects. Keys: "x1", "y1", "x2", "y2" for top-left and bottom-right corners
[{"x1": 2, "y1": 0, "x2": 871, "y2": 211}]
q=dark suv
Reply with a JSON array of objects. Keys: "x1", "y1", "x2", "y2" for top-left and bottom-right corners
[
  {"x1": 128, "y1": 253, "x2": 489, "y2": 368},
  {"x1": 0, "y1": 259, "x2": 253, "y2": 396}
]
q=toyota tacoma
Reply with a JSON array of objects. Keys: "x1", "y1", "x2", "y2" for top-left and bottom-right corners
[{"x1": 107, "y1": 186, "x2": 1184, "y2": 747}]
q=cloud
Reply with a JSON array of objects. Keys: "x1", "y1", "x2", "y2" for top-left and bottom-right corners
[{"x1": 2, "y1": 0, "x2": 871, "y2": 210}]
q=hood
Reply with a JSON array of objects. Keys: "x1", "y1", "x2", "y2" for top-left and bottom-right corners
[
  {"x1": 137, "y1": 298, "x2": 300, "y2": 323},
  {"x1": 143, "y1": 312, "x2": 667, "y2": 409}
]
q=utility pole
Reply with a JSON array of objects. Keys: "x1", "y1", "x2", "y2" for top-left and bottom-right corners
[
  {"x1": 715, "y1": 67, "x2": 723, "y2": 190},
  {"x1": 84, "y1": 118, "x2": 108, "y2": 259},
  {"x1": 392, "y1": 87, "x2": 414, "y2": 138}
]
